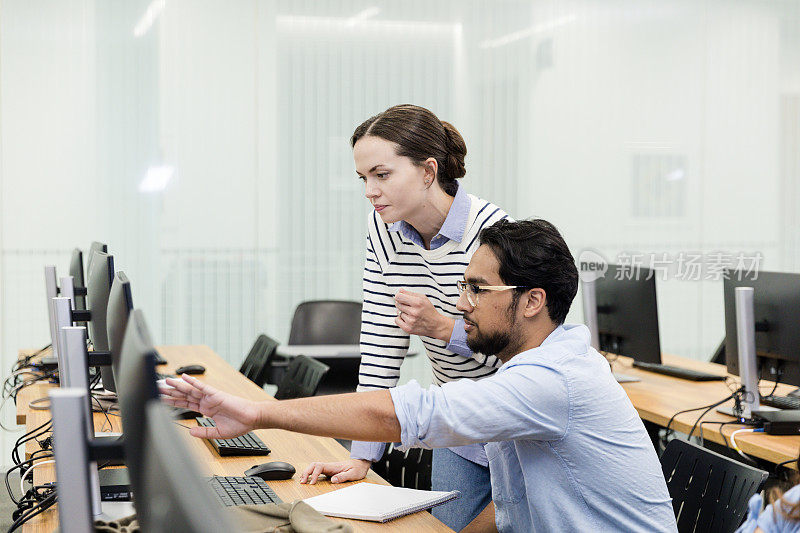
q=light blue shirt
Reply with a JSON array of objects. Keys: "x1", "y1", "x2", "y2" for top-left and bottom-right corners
[
  {"x1": 389, "y1": 324, "x2": 678, "y2": 532},
  {"x1": 737, "y1": 486, "x2": 800, "y2": 532}
]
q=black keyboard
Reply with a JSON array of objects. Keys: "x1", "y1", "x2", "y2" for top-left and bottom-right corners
[
  {"x1": 632, "y1": 362, "x2": 726, "y2": 381},
  {"x1": 154, "y1": 352, "x2": 168, "y2": 365},
  {"x1": 761, "y1": 395, "x2": 800, "y2": 410},
  {"x1": 207, "y1": 476, "x2": 282, "y2": 507},
  {"x1": 195, "y1": 417, "x2": 271, "y2": 456}
]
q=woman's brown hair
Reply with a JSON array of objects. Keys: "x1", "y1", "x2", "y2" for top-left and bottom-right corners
[{"x1": 351, "y1": 104, "x2": 466, "y2": 196}]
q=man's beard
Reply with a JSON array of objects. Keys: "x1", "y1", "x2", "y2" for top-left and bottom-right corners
[
  {"x1": 466, "y1": 328, "x2": 512, "y2": 357},
  {"x1": 465, "y1": 302, "x2": 518, "y2": 357}
]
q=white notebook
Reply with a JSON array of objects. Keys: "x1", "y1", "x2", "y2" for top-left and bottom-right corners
[{"x1": 303, "y1": 482, "x2": 460, "y2": 523}]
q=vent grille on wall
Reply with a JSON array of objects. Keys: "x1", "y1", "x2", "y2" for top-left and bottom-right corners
[{"x1": 160, "y1": 250, "x2": 266, "y2": 364}]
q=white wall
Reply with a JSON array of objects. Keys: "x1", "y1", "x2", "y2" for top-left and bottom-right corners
[
  {"x1": 1, "y1": 0, "x2": 99, "y2": 362},
  {"x1": 523, "y1": 0, "x2": 788, "y2": 359}
]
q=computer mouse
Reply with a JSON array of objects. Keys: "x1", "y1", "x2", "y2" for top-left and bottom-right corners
[
  {"x1": 175, "y1": 364, "x2": 206, "y2": 375},
  {"x1": 170, "y1": 407, "x2": 202, "y2": 419},
  {"x1": 245, "y1": 461, "x2": 296, "y2": 481}
]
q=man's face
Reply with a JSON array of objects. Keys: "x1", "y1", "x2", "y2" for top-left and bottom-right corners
[{"x1": 457, "y1": 245, "x2": 520, "y2": 358}]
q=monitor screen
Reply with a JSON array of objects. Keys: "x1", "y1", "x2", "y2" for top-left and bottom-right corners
[
  {"x1": 136, "y1": 403, "x2": 237, "y2": 532},
  {"x1": 69, "y1": 248, "x2": 86, "y2": 313},
  {"x1": 44, "y1": 265, "x2": 60, "y2": 356},
  {"x1": 85, "y1": 241, "x2": 107, "y2": 282},
  {"x1": 594, "y1": 264, "x2": 662, "y2": 364},
  {"x1": 103, "y1": 272, "x2": 134, "y2": 393},
  {"x1": 86, "y1": 251, "x2": 114, "y2": 350},
  {"x1": 724, "y1": 270, "x2": 800, "y2": 387},
  {"x1": 117, "y1": 309, "x2": 160, "y2": 499}
]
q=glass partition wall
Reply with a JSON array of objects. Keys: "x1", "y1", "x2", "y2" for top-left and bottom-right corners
[{"x1": 1, "y1": 0, "x2": 799, "y2": 457}]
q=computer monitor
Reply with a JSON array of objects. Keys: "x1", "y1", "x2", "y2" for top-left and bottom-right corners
[
  {"x1": 87, "y1": 251, "x2": 115, "y2": 390},
  {"x1": 59, "y1": 275, "x2": 75, "y2": 310},
  {"x1": 49, "y1": 388, "x2": 97, "y2": 532},
  {"x1": 724, "y1": 270, "x2": 800, "y2": 388},
  {"x1": 87, "y1": 251, "x2": 114, "y2": 349},
  {"x1": 70, "y1": 248, "x2": 87, "y2": 313},
  {"x1": 44, "y1": 265, "x2": 60, "y2": 358},
  {"x1": 85, "y1": 241, "x2": 108, "y2": 283},
  {"x1": 103, "y1": 272, "x2": 134, "y2": 393},
  {"x1": 594, "y1": 264, "x2": 662, "y2": 364},
  {"x1": 116, "y1": 309, "x2": 160, "y2": 497},
  {"x1": 58, "y1": 325, "x2": 93, "y2": 424},
  {"x1": 136, "y1": 402, "x2": 237, "y2": 532},
  {"x1": 50, "y1": 386, "x2": 132, "y2": 529}
]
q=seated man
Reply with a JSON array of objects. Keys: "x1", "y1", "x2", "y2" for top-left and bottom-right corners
[{"x1": 161, "y1": 219, "x2": 678, "y2": 533}]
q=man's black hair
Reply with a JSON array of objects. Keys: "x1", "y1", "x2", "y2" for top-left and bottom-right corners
[{"x1": 478, "y1": 218, "x2": 579, "y2": 324}]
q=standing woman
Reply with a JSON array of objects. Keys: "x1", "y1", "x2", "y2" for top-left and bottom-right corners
[{"x1": 300, "y1": 105, "x2": 510, "y2": 531}]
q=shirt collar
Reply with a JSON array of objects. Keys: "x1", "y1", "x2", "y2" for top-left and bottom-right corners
[
  {"x1": 499, "y1": 324, "x2": 592, "y2": 371},
  {"x1": 388, "y1": 184, "x2": 470, "y2": 244}
]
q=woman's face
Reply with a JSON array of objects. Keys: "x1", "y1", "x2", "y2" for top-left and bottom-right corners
[{"x1": 353, "y1": 135, "x2": 433, "y2": 224}]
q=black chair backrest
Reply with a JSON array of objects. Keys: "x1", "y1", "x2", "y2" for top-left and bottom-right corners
[
  {"x1": 274, "y1": 355, "x2": 330, "y2": 400},
  {"x1": 372, "y1": 443, "x2": 432, "y2": 491},
  {"x1": 239, "y1": 334, "x2": 279, "y2": 387},
  {"x1": 660, "y1": 438, "x2": 768, "y2": 533},
  {"x1": 711, "y1": 338, "x2": 726, "y2": 365},
  {"x1": 288, "y1": 300, "x2": 362, "y2": 345}
]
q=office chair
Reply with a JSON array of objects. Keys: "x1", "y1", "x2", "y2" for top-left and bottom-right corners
[
  {"x1": 288, "y1": 300, "x2": 362, "y2": 345},
  {"x1": 287, "y1": 300, "x2": 362, "y2": 394},
  {"x1": 372, "y1": 443, "x2": 433, "y2": 491},
  {"x1": 710, "y1": 338, "x2": 726, "y2": 365},
  {"x1": 273, "y1": 355, "x2": 330, "y2": 400},
  {"x1": 238, "y1": 334, "x2": 279, "y2": 388},
  {"x1": 660, "y1": 438, "x2": 768, "y2": 533}
]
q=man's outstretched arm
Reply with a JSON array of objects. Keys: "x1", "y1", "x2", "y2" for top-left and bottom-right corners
[{"x1": 161, "y1": 374, "x2": 401, "y2": 443}]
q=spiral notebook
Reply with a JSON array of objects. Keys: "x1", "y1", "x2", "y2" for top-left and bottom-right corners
[{"x1": 302, "y1": 482, "x2": 460, "y2": 523}]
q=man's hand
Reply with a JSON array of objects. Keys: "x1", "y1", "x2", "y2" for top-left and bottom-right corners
[
  {"x1": 299, "y1": 458, "x2": 372, "y2": 485},
  {"x1": 395, "y1": 288, "x2": 454, "y2": 341},
  {"x1": 160, "y1": 374, "x2": 259, "y2": 439}
]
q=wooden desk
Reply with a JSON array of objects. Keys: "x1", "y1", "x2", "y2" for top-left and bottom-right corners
[
  {"x1": 16, "y1": 346, "x2": 452, "y2": 532},
  {"x1": 15, "y1": 347, "x2": 54, "y2": 426},
  {"x1": 613, "y1": 353, "x2": 800, "y2": 466}
]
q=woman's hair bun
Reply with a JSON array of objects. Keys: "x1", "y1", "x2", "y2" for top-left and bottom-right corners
[
  {"x1": 441, "y1": 121, "x2": 467, "y2": 181},
  {"x1": 351, "y1": 105, "x2": 467, "y2": 196}
]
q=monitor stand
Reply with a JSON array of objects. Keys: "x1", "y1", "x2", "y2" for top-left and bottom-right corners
[
  {"x1": 716, "y1": 405, "x2": 778, "y2": 419},
  {"x1": 97, "y1": 501, "x2": 136, "y2": 521},
  {"x1": 98, "y1": 468, "x2": 131, "y2": 501},
  {"x1": 94, "y1": 434, "x2": 125, "y2": 466}
]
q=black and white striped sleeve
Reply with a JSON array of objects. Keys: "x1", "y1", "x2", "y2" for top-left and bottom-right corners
[{"x1": 356, "y1": 233, "x2": 410, "y2": 392}]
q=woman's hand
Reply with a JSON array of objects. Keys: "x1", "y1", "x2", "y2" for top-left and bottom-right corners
[
  {"x1": 160, "y1": 374, "x2": 260, "y2": 439},
  {"x1": 299, "y1": 458, "x2": 372, "y2": 485},
  {"x1": 395, "y1": 288, "x2": 455, "y2": 341}
]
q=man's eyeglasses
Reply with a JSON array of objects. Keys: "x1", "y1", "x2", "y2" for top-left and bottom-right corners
[{"x1": 456, "y1": 280, "x2": 526, "y2": 307}]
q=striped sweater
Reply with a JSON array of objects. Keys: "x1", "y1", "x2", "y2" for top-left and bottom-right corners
[{"x1": 357, "y1": 194, "x2": 509, "y2": 391}]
